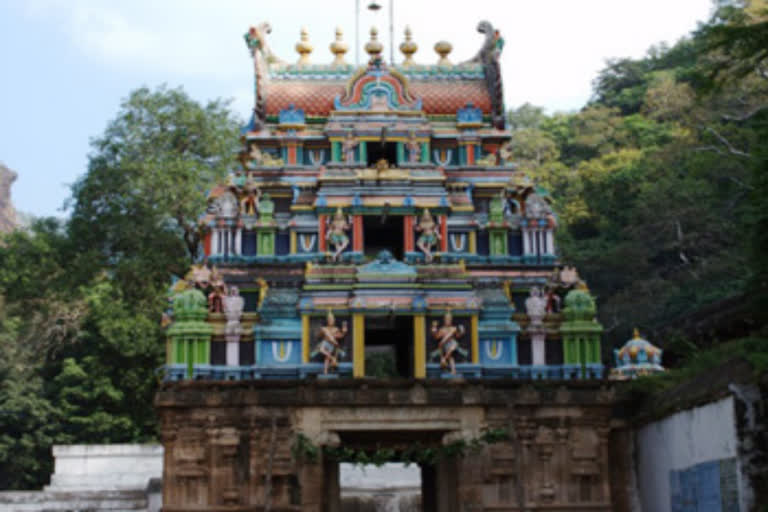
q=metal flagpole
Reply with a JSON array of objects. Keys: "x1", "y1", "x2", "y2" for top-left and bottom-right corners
[
  {"x1": 389, "y1": 0, "x2": 394, "y2": 65},
  {"x1": 355, "y1": 0, "x2": 360, "y2": 66}
]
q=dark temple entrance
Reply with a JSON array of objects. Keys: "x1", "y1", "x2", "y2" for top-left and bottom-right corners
[
  {"x1": 324, "y1": 430, "x2": 445, "y2": 512},
  {"x1": 365, "y1": 316, "x2": 413, "y2": 378},
  {"x1": 363, "y1": 215, "x2": 404, "y2": 260},
  {"x1": 367, "y1": 141, "x2": 398, "y2": 167}
]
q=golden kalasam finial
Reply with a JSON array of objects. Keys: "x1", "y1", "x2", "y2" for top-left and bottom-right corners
[
  {"x1": 296, "y1": 26, "x2": 313, "y2": 65},
  {"x1": 330, "y1": 26, "x2": 348, "y2": 66},
  {"x1": 434, "y1": 40, "x2": 453, "y2": 66},
  {"x1": 365, "y1": 26, "x2": 383, "y2": 60},
  {"x1": 633, "y1": 328, "x2": 641, "y2": 339},
  {"x1": 399, "y1": 25, "x2": 418, "y2": 66}
]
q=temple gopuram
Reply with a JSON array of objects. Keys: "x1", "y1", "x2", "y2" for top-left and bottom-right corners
[{"x1": 157, "y1": 21, "x2": 635, "y2": 512}]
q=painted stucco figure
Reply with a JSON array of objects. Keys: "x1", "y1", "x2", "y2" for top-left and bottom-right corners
[
  {"x1": 240, "y1": 186, "x2": 261, "y2": 216},
  {"x1": 415, "y1": 208, "x2": 440, "y2": 263},
  {"x1": 525, "y1": 286, "x2": 547, "y2": 327},
  {"x1": 326, "y1": 207, "x2": 351, "y2": 262},
  {"x1": 314, "y1": 310, "x2": 348, "y2": 374},
  {"x1": 223, "y1": 286, "x2": 244, "y2": 344},
  {"x1": 431, "y1": 311, "x2": 466, "y2": 374},
  {"x1": 406, "y1": 132, "x2": 421, "y2": 163},
  {"x1": 342, "y1": 132, "x2": 358, "y2": 164},
  {"x1": 207, "y1": 286, "x2": 223, "y2": 313}
]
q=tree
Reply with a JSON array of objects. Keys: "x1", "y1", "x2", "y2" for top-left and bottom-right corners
[
  {"x1": 0, "y1": 86, "x2": 241, "y2": 489},
  {"x1": 507, "y1": 103, "x2": 548, "y2": 131},
  {"x1": 0, "y1": 302, "x2": 57, "y2": 489},
  {"x1": 68, "y1": 85, "x2": 241, "y2": 301}
]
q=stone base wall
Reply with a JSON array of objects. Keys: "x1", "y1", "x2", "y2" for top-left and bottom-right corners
[
  {"x1": 155, "y1": 379, "x2": 632, "y2": 511},
  {"x1": 45, "y1": 444, "x2": 163, "y2": 491}
]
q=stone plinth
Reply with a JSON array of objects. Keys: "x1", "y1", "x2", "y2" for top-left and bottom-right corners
[
  {"x1": 45, "y1": 444, "x2": 163, "y2": 491},
  {"x1": 155, "y1": 379, "x2": 632, "y2": 511}
]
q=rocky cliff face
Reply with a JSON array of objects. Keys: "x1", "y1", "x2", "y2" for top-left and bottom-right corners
[{"x1": 0, "y1": 162, "x2": 18, "y2": 233}]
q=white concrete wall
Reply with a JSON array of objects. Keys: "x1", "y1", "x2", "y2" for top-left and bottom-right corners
[
  {"x1": 635, "y1": 395, "x2": 745, "y2": 512},
  {"x1": 45, "y1": 444, "x2": 163, "y2": 491}
]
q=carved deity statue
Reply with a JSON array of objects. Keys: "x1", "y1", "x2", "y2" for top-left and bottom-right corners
[
  {"x1": 222, "y1": 286, "x2": 244, "y2": 344},
  {"x1": 314, "y1": 310, "x2": 348, "y2": 374},
  {"x1": 406, "y1": 132, "x2": 421, "y2": 163},
  {"x1": 208, "y1": 283, "x2": 225, "y2": 313},
  {"x1": 525, "y1": 193, "x2": 551, "y2": 218},
  {"x1": 326, "y1": 207, "x2": 351, "y2": 262},
  {"x1": 525, "y1": 287, "x2": 547, "y2": 327},
  {"x1": 498, "y1": 141, "x2": 513, "y2": 165},
  {"x1": 431, "y1": 311, "x2": 466, "y2": 375},
  {"x1": 342, "y1": 132, "x2": 358, "y2": 164},
  {"x1": 415, "y1": 208, "x2": 440, "y2": 263},
  {"x1": 216, "y1": 192, "x2": 239, "y2": 218},
  {"x1": 546, "y1": 287, "x2": 561, "y2": 314},
  {"x1": 248, "y1": 143, "x2": 262, "y2": 164},
  {"x1": 240, "y1": 186, "x2": 261, "y2": 216},
  {"x1": 559, "y1": 266, "x2": 580, "y2": 287},
  {"x1": 248, "y1": 143, "x2": 284, "y2": 167}
]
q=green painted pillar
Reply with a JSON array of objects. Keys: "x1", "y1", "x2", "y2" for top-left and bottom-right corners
[
  {"x1": 359, "y1": 141, "x2": 367, "y2": 164},
  {"x1": 488, "y1": 195, "x2": 507, "y2": 257},
  {"x1": 421, "y1": 140, "x2": 430, "y2": 163},
  {"x1": 560, "y1": 289, "x2": 603, "y2": 377},
  {"x1": 397, "y1": 142, "x2": 405, "y2": 165},
  {"x1": 258, "y1": 230, "x2": 276, "y2": 255},
  {"x1": 167, "y1": 289, "x2": 213, "y2": 378},
  {"x1": 257, "y1": 193, "x2": 276, "y2": 256},
  {"x1": 489, "y1": 230, "x2": 508, "y2": 256},
  {"x1": 332, "y1": 141, "x2": 341, "y2": 162}
]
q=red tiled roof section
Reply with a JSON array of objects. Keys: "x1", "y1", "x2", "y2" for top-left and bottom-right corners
[
  {"x1": 264, "y1": 81, "x2": 342, "y2": 116},
  {"x1": 410, "y1": 80, "x2": 491, "y2": 115},
  {"x1": 264, "y1": 79, "x2": 491, "y2": 116}
]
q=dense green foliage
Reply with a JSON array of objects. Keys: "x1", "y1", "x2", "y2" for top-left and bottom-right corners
[
  {"x1": 0, "y1": 2, "x2": 766, "y2": 490},
  {"x1": 507, "y1": 1, "x2": 768, "y2": 361},
  {"x1": 0, "y1": 87, "x2": 240, "y2": 489}
]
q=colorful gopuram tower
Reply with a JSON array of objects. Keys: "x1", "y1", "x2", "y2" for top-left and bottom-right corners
[
  {"x1": 156, "y1": 22, "x2": 636, "y2": 512},
  {"x1": 163, "y1": 21, "x2": 605, "y2": 382}
]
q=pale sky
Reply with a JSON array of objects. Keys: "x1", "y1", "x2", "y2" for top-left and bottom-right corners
[{"x1": 0, "y1": 0, "x2": 713, "y2": 218}]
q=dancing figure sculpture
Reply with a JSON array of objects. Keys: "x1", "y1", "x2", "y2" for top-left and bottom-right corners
[
  {"x1": 431, "y1": 311, "x2": 466, "y2": 375},
  {"x1": 326, "y1": 207, "x2": 351, "y2": 262},
  {"x1": 314, "y1": 310, "x2": 348, "y2": 374}
]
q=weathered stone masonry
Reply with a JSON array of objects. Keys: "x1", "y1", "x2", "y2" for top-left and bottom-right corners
[{"x1": 156, "y1": 379, "x2": 632, "y2": 512}]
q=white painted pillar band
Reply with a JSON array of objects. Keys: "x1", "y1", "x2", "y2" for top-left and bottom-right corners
[
  {"x1": 522, "y1": 229, "x2": 531, "y2": 256},
  {"x1": 532, "y1": 333, "x2": 546, "y2": 365},
  {"x1": 226, "y1": 341, "x2": 239, "y2": 366},
  {"x1": 546, "y1": 230, "x2": 554, "y2": 255}
]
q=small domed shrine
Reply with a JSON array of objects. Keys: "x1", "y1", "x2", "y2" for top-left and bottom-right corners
[{"x1": 610, "y1": 329, "x2": 665, "y2": 380}]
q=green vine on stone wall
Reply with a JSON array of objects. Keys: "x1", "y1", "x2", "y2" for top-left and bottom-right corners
[
  {"x1": 292, "y1": 429, "x2": 509, "y2": 467},
  {"x1": 291, "y1": 433, "x2": 320, "y2": 464}
]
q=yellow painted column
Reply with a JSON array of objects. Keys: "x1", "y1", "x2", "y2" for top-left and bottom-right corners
[
  {"x1": 302, "y1": 314, "x2": 310, "y2": 363},
  {"x1": 413, "y1": 315, "x2": 426, "y2": 378},
  {"x1": 290, "y1": 231, "x2": 297, "y2": 254},
  {"x1": 471, "y1": 315, "x2": 479, "y2": 363},
  {"x1": 469, "y1": 231, "x2": 477, "y2": 254},
  {"x1": 353, "y1": 314, "x2": 365, "y2": 377}
]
